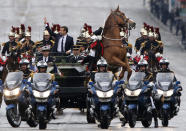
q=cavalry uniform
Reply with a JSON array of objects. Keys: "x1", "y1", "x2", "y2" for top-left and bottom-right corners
[
  {"x1": 2, "y1": 41, "x2": 21, "y2": 56},
  {"x1": 135, "y1": 37, "x2": 148, "y2": 52},
  {"x1": 34, "y1": 39, "x2": 55, "y2": 48},
  {"x1": 141, "y1": 40, "x2": 163, "y2": 55},
  {"x1": 20, "y1": 40, "x2": 35, "y2": 53}
]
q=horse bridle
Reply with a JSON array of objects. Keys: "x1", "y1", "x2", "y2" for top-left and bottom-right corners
[{"x1": 102, "y1": 12, "x2": 129, "y2": 41}]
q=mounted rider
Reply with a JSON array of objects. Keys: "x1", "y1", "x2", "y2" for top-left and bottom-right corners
[
  {"x1": 2, "y1": 27, "x2": 21, "y2": 56},
  {"x1": 134, "y1": 23, "x2": 149, "y2": 52},
  {"x1": 20, "y1": 26, "x2": 35, "y2": 55}
]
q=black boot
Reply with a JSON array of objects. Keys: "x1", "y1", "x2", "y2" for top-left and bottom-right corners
[{"x1": 152, "y1": 109, "x2": 158, "y2": 128}]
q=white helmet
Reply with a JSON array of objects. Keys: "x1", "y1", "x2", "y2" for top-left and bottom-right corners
[
  {"x1": 25, "y1": 31, "x2": 31, "y2": 37},
  {"x1": 127, "y1": 52, "x2": 131, "y2": 58},
  {"x1": 37, "y1": 61, "x2": 48, "y2": 68},
  {"x1": 141, "y1": 28, "x2": 148, "y2": 36},
  {"x1": 8, "y1": 32, "x2": 15, "y2": 37},
  {"x1": 43, "y1": 30, "x2": 50, "y2": 36},
  {"x1": 19, "y1": 58, "x2": 30, "y2": 65},
  {"x1": 138, "y1": 59, "x2": 148, "y2": 66},
  {"x1": 159, "y1": 58, "x2": 169, "y2": 66},
  {"x1": 148, "y1": 32, "x2": 154, "y2": 37},
  {"x1": 97, "y1": 57, "x2": 107, "y2": 67}
]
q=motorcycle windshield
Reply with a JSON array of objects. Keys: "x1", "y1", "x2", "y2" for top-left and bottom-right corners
[
  {"x1": 127, "y1": 72, "x2": 145, "y2": 90},
  {"x1": 33, "y1": 73, "x2": 51, "y2": 92},
  {"x1": 5, "y1": 72, "x2": 23, "y2": 90},
  {"x1": 95, "y1": 72, "x2": 114, "y2": 92},
  {"x1": 156, "y1": 73, "x2": 174, "y2": 91}
]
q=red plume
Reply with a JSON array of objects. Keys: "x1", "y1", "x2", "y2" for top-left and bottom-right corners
[
  {"x1": 146, "y1": 25, "x2": 150, "y2": 31},
  {"x1": 143, "y1": 22, "x2": 147, "y2": 28},
  {"x1": 57, "y1": 24, "x2": 60, "y2": 32},
  {"x1": 155, "y1": 27, "x2": 159, "y2": 33},
  {"x1": 15, "y1": 27, "x2": 19, "y2": 34},
  {"x1": 28, "y1": 26, "x2": 31, "y2": 32},
  {"x1": 11, "y1": 26, "x2": 15, "y2": 32},
  {"x1": 87, "y1": 25, "x2": 92, "y2": 34},
  {"x1": 84, "y1": 23, "x2": 88, "y2": 30},
  {"x1": 20, "y1": 24, "x2": 25, "y2": 32}
]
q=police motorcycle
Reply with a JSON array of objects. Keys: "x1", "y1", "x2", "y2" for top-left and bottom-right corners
[
  {"x1": 3, "y1": 71, "x2": 37, "y2": 127},
  {"x1": 155, "y1": 73, "x2": 182, "y2": 127},
  {"x1": 30, "y1": 73, "x2": 58, "y2": 130},
  {"x1": 122, "y1": 71, "x2": 153, "y2": 128},
  {"x1": 87, "y1": 72, "x2": 123, "y2": 129}
]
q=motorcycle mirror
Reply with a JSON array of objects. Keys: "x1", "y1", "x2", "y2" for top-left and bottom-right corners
[
  {"x1": 89, "y1": 82, "x2": 94, "y2": 86},
  {"x1": 22, "y1": 79, "x2": 27, "y2": 84},
  {"x1": 144, "y1": 81, "x2": 149, "y2": 85},
  {"x1": 119, "y1": 80, "x2": 124, "y2": 84},
  {"x1": 176, "y1": 81, "x2": 181, "y2": 85}
]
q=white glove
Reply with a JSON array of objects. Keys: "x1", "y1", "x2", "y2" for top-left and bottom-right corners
[
  {"x1": 91, "y1": 35, "x2": 97, "y2": 40},
  {"x1": 2, "y1": 56, "x2": 6, "y2": 62}
]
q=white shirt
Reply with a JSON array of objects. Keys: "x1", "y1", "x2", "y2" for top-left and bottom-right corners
[
  {"x1": 57, "y1": 34, "x2": 67, "y2": 52},
  {"x1": 57, "y1": 36, "x2": 63, "y2": 52},
  {"x1": 62, "y1": 34, "x2": 67, "y2": 52}
]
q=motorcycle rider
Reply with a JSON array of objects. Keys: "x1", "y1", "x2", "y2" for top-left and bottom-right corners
[
  {"x1": 19, "y1": 58, "x2": 33, "y2": 79},
  {"x1": 137, "y1": 59, "x2": 159, "y2": 128},
  {"x1": 158, "y1": 58, "x2": 182, "y2": 110}
]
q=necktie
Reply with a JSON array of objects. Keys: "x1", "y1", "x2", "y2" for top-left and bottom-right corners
[{"x1": 61, "y1": 37, "x2": 64, "y2": 52}]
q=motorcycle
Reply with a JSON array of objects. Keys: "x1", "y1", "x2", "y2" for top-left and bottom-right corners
[
  {"x1": 155, "y1": 72, "x2": 182, "y2": 127},
  {"x1": 30, "y1": 73, "x2": 58, "y2": 130},
  {"x1": 87, "y1": 72, "x2": 123, "y2": 129},
  {"x1": 3, "y1": 71, "x2": 37, "y2": 127},
  {"x1": 122, "y1": 72, "x2": 153, "y2": 128}
]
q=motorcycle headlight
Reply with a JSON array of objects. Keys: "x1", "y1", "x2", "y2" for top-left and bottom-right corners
[
  {"x1": 164, "y1": 89, "x2": 173, "y2": 97},
  {"x1": 157, "y1": 89, "x2": 164, "y2": 95},
  {"x1": 124, "y1": 89, "x2": 141, "y2": 96},
  {"x1": 157, "y1": 89, "x2": 173, "y2": 97},
  {"x1": 96, "y1": 90, "x2": 113, "y2": 98},
  {"x1": 33, "y1": 90, "x2": 50, "y2": 98},
  {"x1": 4, "y1": 88, "x2": 20, "y2": 96}
]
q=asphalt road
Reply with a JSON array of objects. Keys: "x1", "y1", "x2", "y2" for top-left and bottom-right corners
[{"x1": 0, "y1": 0, "x2": 185, "y2": 130}]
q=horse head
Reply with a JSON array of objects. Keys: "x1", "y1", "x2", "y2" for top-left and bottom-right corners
[{"x1": 111, "y1": 6, "x2": 136, "y2": 30}]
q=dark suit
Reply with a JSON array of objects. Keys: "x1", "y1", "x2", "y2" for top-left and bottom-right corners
[{"x1": 46, "y1": 26, "x2": 74, "y2": 55}]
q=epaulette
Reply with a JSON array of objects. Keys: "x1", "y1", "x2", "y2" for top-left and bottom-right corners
[
  {"x1": 155, "y1": 40, "x2": 163, "y2": 46},
  {"x1": 128, "y1": 43, "x2": 133, "y2": 48},
  {"x1": 141, "y1": 42, "x2": 146, "y2": 47},
  {"x1": 50, "y1": 73, "x2": 55, "y2": 81},
  {"x1": 34, "y1": 41, "x2": 42, "y2": 45},
  {"x1": 50, "y1": 40, "x2": 55, "y2": 46},
  {"x1": 1, "y1": 43, "x2": 6, "y2": 46}
]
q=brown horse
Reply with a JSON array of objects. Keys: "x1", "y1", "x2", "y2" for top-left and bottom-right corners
[
  {"x1": 102, "y1": 6, "x2": 136, "y2": 81},
  {"x1": 2, "y1": 53, "x2": 20, "y2": 83}
]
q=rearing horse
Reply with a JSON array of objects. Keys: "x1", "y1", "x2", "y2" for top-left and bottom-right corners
[{"x1": 102, "y1": 6, "x2": 136, "y2": 80}]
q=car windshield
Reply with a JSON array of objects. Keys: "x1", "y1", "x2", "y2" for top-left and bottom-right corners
[
  {"x1": 156, "y1": 73, "x2": 174, "y2": 91},
  {"x1": 33, "y1": 73, "x2": 51, "y2": 91},
  {"x1": 5, "y1": 72, "x2": 23, "y2": 89},
  {"x1": 95, "y1": 72, "x2": 114, "y2": 91},
  {"x1": 127, "y1": 72, "x2": 145, "y2": 90}
]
